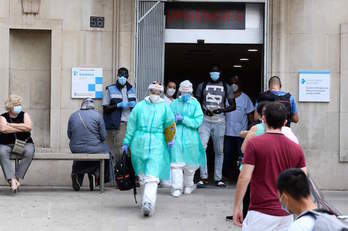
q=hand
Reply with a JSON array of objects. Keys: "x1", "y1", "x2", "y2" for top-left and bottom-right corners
[
  {"x1": 233, "y1": 209, "x2": 244, "y2": 227},
  {"x1": 128, "y1": 101, "x2": 136, "y2": 108},
  {"x1": 122, "y1": 144, "x2": 129, "y2": 154},
  {"x1": 205, "y1": 109, "x2": 214, "y2": 117},
  {"x1": 175, "y1": 114, "x2": 183, "y2": 123},
  {"x1": 167, "y1": 141, "x2": 175, "y2": 149},
  {"x1": 117, "y1": 102, "x2": 129, "y2": 109},
  {"x1": 213, "y1": 109, "x2": 223, "y2": 114}
]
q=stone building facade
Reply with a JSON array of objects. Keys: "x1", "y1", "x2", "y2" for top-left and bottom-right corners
[{"x1": 0, "y1": 0, "x2": 347, "y2": 189}]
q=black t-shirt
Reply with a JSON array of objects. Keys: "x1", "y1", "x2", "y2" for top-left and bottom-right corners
[{"x1": 0, "y1": 112, "x2": 33, "y2": 145}]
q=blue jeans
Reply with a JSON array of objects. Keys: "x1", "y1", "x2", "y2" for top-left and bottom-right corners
[{"x1": 199, "y1": 120, "x2": 225, "y2": 181}]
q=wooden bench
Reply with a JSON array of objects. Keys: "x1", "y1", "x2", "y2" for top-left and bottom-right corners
[{"x1": 10, "y1": 153, "x2": 110, "y2": 193}]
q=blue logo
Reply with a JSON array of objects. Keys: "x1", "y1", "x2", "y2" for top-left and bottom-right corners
[
  {"x1": 73, "y1": 70, "x2": 78, "y2": 76},
  {"x1": 301, "y1": 79, "x2": 306, "y2": 84}
]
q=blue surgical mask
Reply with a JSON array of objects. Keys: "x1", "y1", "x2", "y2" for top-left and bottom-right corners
[
  {"x1": 180, "y1": 93, "x2": 191, "y2": 102},
  {"x1": 118, "y1": 76, "x2": 127, "y2": 86},
  {"x1": 280, "y1": 194, "x2": 291, "y2": 214},
  {"x1": 13, "y1": 106, "x2": 22, "y2": 114},
  {"x1": 210, "y1": 72, "x2": 220, "y2": 81}
]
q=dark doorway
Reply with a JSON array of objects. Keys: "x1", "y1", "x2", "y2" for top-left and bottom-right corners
[
  {"x1": 164, "y1": 43, "x2": 263, "y2": 183},
  {"x1": 164, "y1": 43, "x2": 263, "y2": 102}
]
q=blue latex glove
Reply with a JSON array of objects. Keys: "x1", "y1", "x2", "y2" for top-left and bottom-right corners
[
  {"x1": 167, "y1": 141, "x2": 175, "y2": 149},
  {"x1": 128, "y1": 101, "x2": 136, "y2": 108},
  {"x1": 117, "y1": 102, "x2": 129, "y2": 109},
  {"x1": 122, "y1": 144, "x2": 129, "y2": 154},
  {"x1": 175, "y1": 113, "x2": 183, "y2": 123}
]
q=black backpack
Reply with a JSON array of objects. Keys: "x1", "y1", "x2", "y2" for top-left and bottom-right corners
[
  {"x1": 114, "y1": 152, "x2": 137, "y2": 203},
  {"x1": 258, "y1": 90, "x2": 292, "y2": 127}
]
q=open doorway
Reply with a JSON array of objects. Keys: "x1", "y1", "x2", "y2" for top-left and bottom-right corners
[
  {"x1": 164, "y1": 43, "x2": 263, "y2": 183},
  {"x1": 164, "y1": 43, "x2": 263, "y2": 102}
]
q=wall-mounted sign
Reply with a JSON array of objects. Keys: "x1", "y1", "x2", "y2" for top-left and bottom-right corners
[
  {"x1": 298, "y1": 70, "x2": 330, "y2": 102},
  {"x1": 72, "y1": 67, "x2": 103, "y2": 99},
  {"x1": 90, "y1": 16, "x2": 105, "y2": 28},
  {"x1": 165, "y1": 3, "x2": 245, "y2": 30}
]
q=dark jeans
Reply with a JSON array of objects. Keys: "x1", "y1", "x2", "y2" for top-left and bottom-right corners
[
  {"x1": 72, "y1": 160, "x2": 111, "y2": 184},
  {"x1": 223, "y1": 136, "x2": 243, "y2": 182}
]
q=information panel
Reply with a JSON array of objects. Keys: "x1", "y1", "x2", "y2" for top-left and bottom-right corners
[
  {"x1": 72, "y1": 67, "x2": 103, "y2": 99},
  {"x1": 298, "y1": 70, "x2": 330, "y2": 102}
]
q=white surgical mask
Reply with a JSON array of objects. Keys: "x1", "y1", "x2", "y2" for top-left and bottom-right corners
[
  {"x1": 149, "y1": 94, "x2": 160, "y2": 103},
  {"x1": 166, "y1": 88, "x2": 176, "y2": 97},
  {"x1": 118, "y1": 76, "x2": 127, "y2": 86},
  {"x1": 232, "y1": 83, "x2": 239, "y2": 93}
]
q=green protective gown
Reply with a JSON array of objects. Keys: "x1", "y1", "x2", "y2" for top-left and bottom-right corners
[
  {"x1": 123, "y1": 98, "x2": 175, "y2": 180},
  {"x1": 169, "y1": 97, "x2": 207, "y2": 168}
]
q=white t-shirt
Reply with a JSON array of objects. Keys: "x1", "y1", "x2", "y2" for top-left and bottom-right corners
[
  {"x1": 288, "y1": 213, "x2": 316, "y2": 231},
  {"x1": 225, "y1": 92, "x2": 254, "y2": 136}
]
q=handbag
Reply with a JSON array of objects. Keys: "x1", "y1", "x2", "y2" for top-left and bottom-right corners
[{"x1": 9, "y1": 117, "x2": 28, "y2": 156}]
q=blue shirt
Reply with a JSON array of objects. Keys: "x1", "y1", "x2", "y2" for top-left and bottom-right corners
[
  {"x1": 271, "y1": 90, "x2": 298, "y2": 115},
  {"x1": 225, "y1": 92, "x2": 255, "y2": 137}
]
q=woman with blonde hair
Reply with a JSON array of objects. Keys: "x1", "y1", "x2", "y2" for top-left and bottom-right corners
[{"x1": 0, "y1": 94, "x2": 35, "y2": 192}]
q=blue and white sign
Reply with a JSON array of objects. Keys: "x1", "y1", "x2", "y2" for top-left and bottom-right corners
[
  {"x1": 72, "y1": 67, "x2": 103, "y2": 99},
  {"x1": 298, "y1": 70, "x2": 330, "y2": 102}
]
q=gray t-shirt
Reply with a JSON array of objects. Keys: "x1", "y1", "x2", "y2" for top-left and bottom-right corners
[{"x1": 196, "y1": 81, "x2": 234, "y2": 123}]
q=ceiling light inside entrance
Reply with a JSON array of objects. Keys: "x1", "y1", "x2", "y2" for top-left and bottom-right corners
[
  {"x1": 240, "y1": 58, "x2": 249, "y2": 61},
  {"x1": 233, "y1": 65, "x2": 242, "y2": 68},
  {"x1": 248, "y1": 49, "x2": 258, "y2": 52}
]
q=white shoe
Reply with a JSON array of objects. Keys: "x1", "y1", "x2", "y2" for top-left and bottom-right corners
[
  {"x1": 171, "y1": 189, "x2": 182, "y2": 198},
  {"x1": 184, "y1": 185, "x2": 196, "y2": 195},
  {"x1": 142, "y1": 202, "x2": 152, "y2": 217}
]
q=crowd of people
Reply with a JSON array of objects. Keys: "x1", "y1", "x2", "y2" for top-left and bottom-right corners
[{"x1": 0, "y1": 65, "x2": 347, "y2": 229}]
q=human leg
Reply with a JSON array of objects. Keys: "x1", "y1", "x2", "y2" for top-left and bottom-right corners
[
  {"x1": 170, "y1": 163, "x2": 184, "y2": 197},
  {"x1": 0, "y1": 144, "x2": 15, "y2": 180},
  {"x1": 222, "y1": 136, "x2": 233, "y2": 180},
  {"x1": 183, "y1": 165, "x2": 198, "y2": 195},
  {"x1": 16, "y1": 143, "x2": 35, "y2": 180},
  {"x1": 211, "y1": 122, "x2": 226, "y2": 183},
  {"x1": 139, "y1": 175, "x2": 160, "y2": 217},
  {"x1": 198, "y1": 120, "x2": 211, "y2": 180},
  {"x1": 114, "y1": 123, "x2": 127, "y2": 161}
]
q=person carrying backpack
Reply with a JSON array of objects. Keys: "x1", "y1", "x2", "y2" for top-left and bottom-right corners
[
  {"x1": 257, "y1": 76, "x2": 299, "y2": 127},
  {"x1": 277, "y1": 168, "x2": 348, "y2": 231},
  {"x1": 195, "y1": 65, "x2": 236, "y2": 188}
]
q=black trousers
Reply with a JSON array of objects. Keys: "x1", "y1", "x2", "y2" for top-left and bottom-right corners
[
  {"x1": 223, "y1": 136, "x2": 244, "y2": 182},
  {"x1": 71, "y1": 160, "x2": 110, "y2": 184}
]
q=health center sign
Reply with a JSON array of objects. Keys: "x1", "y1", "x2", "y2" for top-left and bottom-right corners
[
  {"x1": 72, "y1": 67, "x2": 103, "y2": 99},
  {"x1": 298, "y1": 70, "x2": 330, "y2": 102}
]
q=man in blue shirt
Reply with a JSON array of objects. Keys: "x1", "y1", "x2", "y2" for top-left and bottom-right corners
[
  {"x1": 224, "y1": 76, "x2": 254, "y2": 183},
  {"x1": 256, "y1": 76, "x2": 299, "y2": 127}
]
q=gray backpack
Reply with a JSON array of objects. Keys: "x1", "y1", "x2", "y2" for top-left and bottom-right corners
[{"x1": 299, "y1": 209, "x2": 348, "y2": 231}]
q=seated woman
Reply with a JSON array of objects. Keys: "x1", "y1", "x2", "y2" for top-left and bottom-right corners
[{"x1": 0, "y1": 95, "x2": 34, "y2": 192}]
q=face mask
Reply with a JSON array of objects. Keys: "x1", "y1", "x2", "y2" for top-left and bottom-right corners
[
  {"x1": 166, "y1": 88, "x2": 176, "y2": 97},
  {"x1": 232, "y1": 83, "x2": 239, "y2": 93},
  {"x1": 149, "y1": 94, "x2": 160, "y2": 103},
  {"x1": 118, "y1": 76, "x2": 127, "y2": 86},
  {"x1": 13, "y1": 106, "x2": 22, "y2": 114},
  {"x1": 180, "y1": 93, "x2": 191, "y2": 102},
  {"x1": 210, "y1": 72, "x2": 220, "y2": 81}
]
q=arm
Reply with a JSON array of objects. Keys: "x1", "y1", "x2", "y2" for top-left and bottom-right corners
[
  {"x1": 233, "y1": 164, "x2": 255, "y2": 227},
  {"x1": 181, "y1": 102, "x2": 204, "y2": 129},
  {"x1": 290, "y1": 96, "x2": 299, "y2": 123},
  {"x1": 223, "y1": 97, "x2": 236, "y2": 113},
  {"x1": 102, "y1": 89, "x2": 116, "y2": 113},
  {"x1": 247, "y1": 112, "x2": 254, "y2": 125},
  {"x1": 123, "y1": 105, "x2": 138, "y2": 145},
  {"x1": 0, "y1": 116, "x2": 22, "y2": 134},
  {"x1": 241, "y1": 125, "x2": 257, "y2": 153},
  {"x1": 98, "y1": 114, "x2": 107, "y2": 142},
  {"x1": 8, "y1": 112, "x2": 32, "y2": 132},
  {"x1": 67, "y1": 116, "x2": 72, "y2": 139}
]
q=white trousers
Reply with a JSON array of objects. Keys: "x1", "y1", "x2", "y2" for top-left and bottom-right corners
[
  {"x1": 139, "y1": 175, "x2": 159, "y2": 215},
  {"x1": 242, "y1": 211, "x2": 293, "y2": 231},
  {"x1": 171, "y1": 163, "x2": 197, "y2": 193}
]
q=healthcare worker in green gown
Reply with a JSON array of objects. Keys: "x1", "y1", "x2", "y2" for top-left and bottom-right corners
[
  {"x1": 122, "y1": 81, "x2": 175, "y2": 217},
  {"x1": 169, "y1": 80, "x2": 207, "y2": 198}
]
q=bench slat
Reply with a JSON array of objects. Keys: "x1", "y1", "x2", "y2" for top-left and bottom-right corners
[{"x1": 10, "y1": 153, "x2": 109, "y2": 160}]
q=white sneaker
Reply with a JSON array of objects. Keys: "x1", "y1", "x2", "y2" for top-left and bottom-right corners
[
  {"x1": 142, "y1": 202, "x2": 152, "y2": 217},
  {"x1": 171, "y1": 189, "x2": 182, "y2": 198},
  {"x1": 184, "y1": 185, "x2": 197, "y2": 195}
]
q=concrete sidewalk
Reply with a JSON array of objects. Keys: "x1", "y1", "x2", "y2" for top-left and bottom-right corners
[{"x1": 0, "y1": 186, "x2": 347, "y2": 231}]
